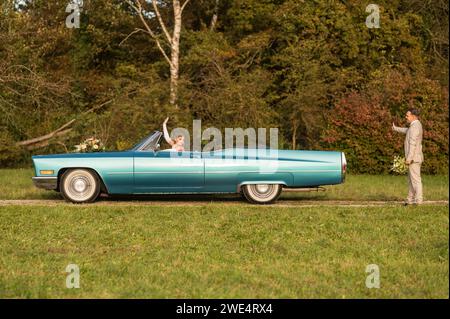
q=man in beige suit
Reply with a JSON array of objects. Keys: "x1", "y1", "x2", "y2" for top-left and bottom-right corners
[{"x1": 392, "y1": 108, "x2": 424, "y2": 205}]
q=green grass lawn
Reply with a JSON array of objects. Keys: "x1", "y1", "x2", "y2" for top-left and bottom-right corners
[
  {"x1": 0, "y1": 204, "x2": 448, "y2": 298},
  {"x1": 0, "y1": 168, "x2": 448, "y2": 201},
  {"x1": 0, "y1": 169, "x2": 448, "y2": 298}
]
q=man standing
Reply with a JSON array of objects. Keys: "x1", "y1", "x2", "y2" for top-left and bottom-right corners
[{"x1": 392, "y1": 109, "x2": 424, "y2": 205}]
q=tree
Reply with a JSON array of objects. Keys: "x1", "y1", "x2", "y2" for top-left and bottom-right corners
[
  {"x1": 322, "y1": 67, "x2": 449, "y2": 174},
  {"x1": 125, "y1": 0, "x2": 191, "y2": 107},
  {"x1": 209, "y1": 0, "x2": 219, "y2": 31},
  {"x1": 0, "y1": 0, "x2": 448, "y2": 171}
]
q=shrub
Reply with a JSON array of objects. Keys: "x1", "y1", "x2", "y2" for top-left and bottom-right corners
[{"x1": 322, "y1": 67, "x2": 448, "y2": 174}]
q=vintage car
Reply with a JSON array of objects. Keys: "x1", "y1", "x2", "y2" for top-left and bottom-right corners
[{"x1": 32, "y1": 131, "x2": 347, "y2": 204}]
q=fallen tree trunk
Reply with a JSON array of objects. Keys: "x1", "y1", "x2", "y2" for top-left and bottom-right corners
[
  {"x1": 21, "y1": 129, "x2": 73, "y2": 150},
  {"x1": 16, "y1": 120, "x2": 75, "y2": 147},
  {"x1": 15, "y1": 98, "x2": 115, "y2": 150}
]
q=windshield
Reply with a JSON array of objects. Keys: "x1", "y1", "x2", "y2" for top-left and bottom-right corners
[{"x1": 130, "y1": 131, "x2": 162, "y2": 151}]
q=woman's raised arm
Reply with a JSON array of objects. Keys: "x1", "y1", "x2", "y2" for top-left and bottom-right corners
[{"x1": 163, "y1": 117, "x2": 174, "y2": 145}]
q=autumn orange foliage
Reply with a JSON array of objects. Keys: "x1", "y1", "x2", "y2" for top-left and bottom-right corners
[{"x1": 322, "y1": 68, "x2": 448, "y2": 174}]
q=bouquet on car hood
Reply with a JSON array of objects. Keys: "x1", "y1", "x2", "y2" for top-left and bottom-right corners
[{"x1": 74, "y1": 137, "x2": 105, "y2": 153}]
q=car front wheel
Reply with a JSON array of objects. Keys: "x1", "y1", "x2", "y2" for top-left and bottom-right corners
[
  {"x1": 242, "y1": 184, "x2": 282, "y2": 204},
  {"x1": 60, "y1": 169, "x2": 100, "y2": 203}
]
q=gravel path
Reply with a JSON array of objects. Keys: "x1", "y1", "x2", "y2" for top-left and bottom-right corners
[{"x1": 0, "y1": 199, "x2": 448, "y2": 207}]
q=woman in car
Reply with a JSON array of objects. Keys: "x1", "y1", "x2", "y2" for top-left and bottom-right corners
[{"x1": 163, "y1": 117, "x2": 185, "y2": 152}]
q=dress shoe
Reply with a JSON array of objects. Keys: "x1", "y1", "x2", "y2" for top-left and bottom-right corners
[{"x1": 403, "y1": 202, "x2": 414, "y2": 206}]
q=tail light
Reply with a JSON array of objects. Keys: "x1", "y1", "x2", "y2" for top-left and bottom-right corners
[{"x1": 341, "y1": 152, "x2": 347, "y2": 180}]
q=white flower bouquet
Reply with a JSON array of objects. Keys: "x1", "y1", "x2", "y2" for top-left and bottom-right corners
[
  {"x1": 390, "y1": 155, "x2": 408, "y2": 175},
  {"x1": 74, "y1": 137, "x2": 105, "y2": 153}
]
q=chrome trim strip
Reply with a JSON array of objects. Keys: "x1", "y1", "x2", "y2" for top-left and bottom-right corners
[
  {"x1": 134, "y1": 171, "x2": 203, "y2": 175},
  {"x1": 107, "y1": 172, "x2": 133, "y2": 175},
  {"x1": 109, "y1": 170, "x2": 339, "y2": 175},
  {"x1": 132, "y1": 191, "x2": 233, "y2": 194},
  {"x1": 206, "y1": 170, "x2": 340, "y2": 174}
]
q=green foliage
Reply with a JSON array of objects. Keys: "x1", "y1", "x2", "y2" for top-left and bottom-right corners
[
  {"x1": 0, "y1": 0, "x2": 448, "y2": 173},
  {"x1": 322, "y1": 67, "x2": 449, "y2": 174}
]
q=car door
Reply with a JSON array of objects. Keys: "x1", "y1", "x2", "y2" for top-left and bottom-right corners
[
  {"x1": 203, "y1": 149, "x2": 254, "y2": 192},
  {"x1": 133, "y1": 151, "x2": 204, "y2": 193}
]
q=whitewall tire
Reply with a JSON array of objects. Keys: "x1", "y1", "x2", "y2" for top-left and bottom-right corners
[
  {"x1": 60, "y1": 169, "x2": 100, "y2": 203},
  {"x1": 242, "y1": 184, "x2": 282, "y2": 204}
]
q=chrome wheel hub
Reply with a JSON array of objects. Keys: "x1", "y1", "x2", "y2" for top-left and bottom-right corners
[
  {"x1": 73, "y1": 178, "x2": 87, "y2": 192},
  {"x1": 255, "y1": 184, "x2": 270, "y2": 193}
]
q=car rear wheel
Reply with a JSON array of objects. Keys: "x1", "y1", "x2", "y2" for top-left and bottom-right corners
[
  {"x1": 60, "y1": 169, "x2": 100, "y2": 203},
  {"x1": 242, "y1": 184, "x2": 282, "y2": 204}
]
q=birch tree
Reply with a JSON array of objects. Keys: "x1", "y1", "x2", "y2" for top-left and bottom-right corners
[
  {"x1": 124, "y1": 0, "x2": 191, "y2": 107},
  {"x1": 209, "y1": 0, "x2": 219, "y2": 31}
]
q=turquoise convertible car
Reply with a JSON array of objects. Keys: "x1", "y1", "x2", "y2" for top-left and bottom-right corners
[{"x1": 32, "y1": 131, "x2": 347, "y2": 204}]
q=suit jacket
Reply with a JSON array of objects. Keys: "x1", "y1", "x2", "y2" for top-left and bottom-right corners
[{"x1": 393, "y1": 120, "x2": 424, "y2": 163}]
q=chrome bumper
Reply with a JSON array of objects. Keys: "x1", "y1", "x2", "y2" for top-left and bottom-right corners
[{"x1": 32, "y1": 177, "x2": 58, "y2": 190}]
